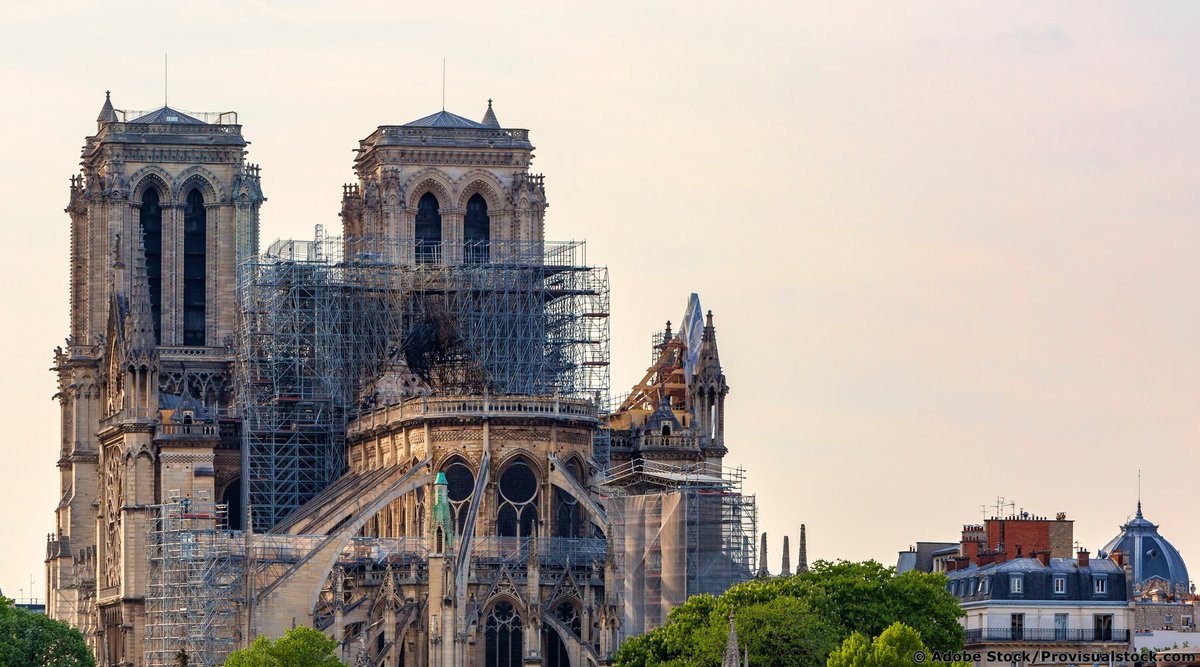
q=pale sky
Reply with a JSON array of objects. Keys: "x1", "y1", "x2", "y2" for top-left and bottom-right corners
[{"x1": 2, "y1": 2, "x2": 1199, "y2": 601}]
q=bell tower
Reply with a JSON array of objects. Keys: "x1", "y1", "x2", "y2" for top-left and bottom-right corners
[
  {"x1": 340, "y1": 100, "x2": 547, "y2": 263},
  {"x1": 48, "y1": 92, "x2": 264, "y2": 666}
]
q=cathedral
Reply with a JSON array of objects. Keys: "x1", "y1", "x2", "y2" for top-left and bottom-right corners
[{"x1": 46, "y1": 94, "x2": 755, "y2": 667}]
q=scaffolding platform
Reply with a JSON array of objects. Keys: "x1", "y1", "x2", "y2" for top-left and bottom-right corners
[
  {"x1": 144, "y1": 491, "x2": 245, "y2": 667},
  {"x1": 600, "y1": 461, "x2": 756, "y2": 638},
  {"x1": 236, "y1": 234, "x2": 611, "y2": 531}
]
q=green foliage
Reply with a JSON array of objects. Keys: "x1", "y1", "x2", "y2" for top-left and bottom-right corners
[
  {"x1": 0, "y1": 596, "x2": 94, "y2": 667},
  {"x1": 825, "y1": 631, "x2": 872, "y2": 667},
  {"x1": 827, "y1": 622, "x2": 971, "y2": 667},
  {"x1": 222, "y1": 626, "x2": 344, "y2": 667},
  {"x1": 613, "y1": 560, "x2": 964, "y2": 667}
]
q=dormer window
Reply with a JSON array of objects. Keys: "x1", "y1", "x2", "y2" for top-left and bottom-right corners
[
  {"x1": 1053, "y1": 576, "x2": 1066, "y2": 595},
  {"x1": 1010, "y1": 575, "x2": 1023, "y2": 595},
  {"x1": 1094, "y1": 575, "x2": 1107, "y2": 595}
]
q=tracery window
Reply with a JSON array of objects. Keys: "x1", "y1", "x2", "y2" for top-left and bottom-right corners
[
  {"x1": 554, "y1": 599, "x2": 582, "y2": 638},
  {"x1": 102, "y1": 445, "x2": 124, "y2": 588},
  {"x1": 442, "y1": 459, "x2": 475, "y2": 534},
  {"x1": 554, "y1": 459, "x2": 586, "y2": 538},
  {"x1": 485, "y1": 601, "x2": 523, "y2": 667},
  {"x1": 464, "y1": 193, "x2": 490, "y2": 263},
  {"x1": 496, "y1": 458, "x2": 538, "y2": 538},
  {"x1": 183, "y1": 188, "x2": 207, "y2": 345},
  {"x1": 415, "y1": 192, "x2": 442, "y2": 264},
  {"x1": 139, "y1": 189, "x2": 163, "y2": 342}
]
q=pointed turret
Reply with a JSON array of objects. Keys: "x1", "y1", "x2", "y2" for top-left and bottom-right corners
[
  {"x1": 126, "y1": 231, "x2": 158, "y2": 357},
  {"x1": 431, "y1": 472, "x2": 455, "y2": 553},
  {"x1": 722, "y1": 610, "x2": 741, "y2": 667},
  {"x1": 798, "y1": 524, "x2": 808, "y2": 573},
  {"x1": 781, "y1": 535, "x2": 791, "y2": 576},
  {"x1": 701, "y1": 310, "x2": 720, "y2": 365},
  {"x1": 693, "y1": 308, "x2": 729, "y2": 457},
  {"x1": 757, "y1": 532, "x2": 769, "y2": 578},
  {"x1": 97, "y1": 90, "x2": 118, "y2": 125},
  {"x1": 481, "y1": 98, "x2": 501, "y2": 128}
]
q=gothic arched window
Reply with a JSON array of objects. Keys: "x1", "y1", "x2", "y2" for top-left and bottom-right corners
[
  {"x1": 485, "y1": 601, "x2": 523, "y2": 667},
  {"x1": 139, "y1": 189, "x2": 163, "y2": 343},
  {"x1": 464, "y1": 193, "x2": 490, "y2": 263},
  {"x1": 415, "y1": 192, "x2": 441, "y2": 264},
  {"x1": 554, "y1": 459, "x2": 586, "y2": 538},
  {"x1": 442, "y1": 459, "x2": 476, "y2": 534},
  {"x1": 544, "y1": 600, "x2": 581, "y2": 667},
  {"x1": 183, "y1": 188, "x2": 207, "y2": 345},
  {"x1": 496, "y1": 458, "x2": 538, "y2": 538}
]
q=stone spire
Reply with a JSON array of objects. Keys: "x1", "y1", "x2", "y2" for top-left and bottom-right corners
[
  {"x1": 781, "y1": 534, "x2": 791, "y2": 576},
  {"x1": 97, "y1": 90, "x2": 118, "y2": 125},
  {"x1": 481, "y1": 98, "x2": 501, "y2": 128},
  {"x1": 722, "y1": 610, "x2": 740, "y2": 667},
  {"x1": 756, "y1": 532, "x2": 769, "y2": 578},
  {"x1": 126, "y1": 231, "x2": 158, "y2": 359},
  {"x1": 701, "y1": 310, "x2": 720, "y2": 364},
  {"x1": 798, "y1": 524, "x2": 808, "y2": 573}
]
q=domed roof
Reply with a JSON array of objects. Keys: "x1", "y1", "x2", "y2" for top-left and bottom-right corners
[{"x1": 1102, "y1": 502, "x2": 1191, "y2": 596}]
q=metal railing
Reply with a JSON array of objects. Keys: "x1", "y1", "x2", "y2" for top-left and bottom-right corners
[
  {"x1": 965, "y1": 628, "x2": 1130, "y2": 643},
  {"x1": 112, "y1": 109, "x2": 238, "y2": 125}
]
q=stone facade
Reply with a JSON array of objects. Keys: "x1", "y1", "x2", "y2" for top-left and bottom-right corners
[
  {"x1": 48, "y1": 97, "x2": 745, "y2": 667},
  {"x1": 46, "y1": 95, "x2": 263, "y2": 666}
]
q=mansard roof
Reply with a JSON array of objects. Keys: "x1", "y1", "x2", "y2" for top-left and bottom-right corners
[
  {"x1": 403, "y1": 110, "x2": 488, "y2": 129},
  {"x1": 129, "y1": 106, "x2": 207, "y2": 125}
]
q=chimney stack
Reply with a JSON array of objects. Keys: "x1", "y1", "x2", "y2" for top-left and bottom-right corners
[
  {"x1": 1077, "y1": 549, "x2": 1090, "y2": 567},
  {"x1": 1035, "y1": 551, "x2": 1050, "y2": 566}
]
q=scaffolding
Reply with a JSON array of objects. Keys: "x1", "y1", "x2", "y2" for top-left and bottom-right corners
[
  {"x1": 237, "y1": 234, "x2": 610, "y2": 531},
  {"x1": 144, "y1": 491, "x2": 245, "y2": 667},
  {"x1": 600, "y1": 460, "x2": 756, "y2": 638}
]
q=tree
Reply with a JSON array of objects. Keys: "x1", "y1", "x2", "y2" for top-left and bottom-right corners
[
  {"x1": 614, "y1": 560, "x2": 964, "y2": 667},
  {"x1": 222, "y1": 626, "x2": 345, "y2": 667},
  {"x1": 828, "y1": 622, "x2": 970, "y2": 667},
  {"x1": 0, "y1": 596, "x2": 94, "y2": 667}
]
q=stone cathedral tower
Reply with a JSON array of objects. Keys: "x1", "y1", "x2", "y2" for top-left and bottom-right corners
[{"x1": 47, "y1": 93, "x2": 263, "y2": 665}]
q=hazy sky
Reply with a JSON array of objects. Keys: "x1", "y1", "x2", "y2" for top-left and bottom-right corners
[{"x1": 2, "y1": 2, "x2": 1199, "y2": 600}]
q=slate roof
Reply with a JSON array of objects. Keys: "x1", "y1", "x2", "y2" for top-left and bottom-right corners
[
  {"x1": 129, "y1": 106, "x2": 207, "y2": 125},
  {"x1": 402, "y1": 110, "x2": 487, "y2": 129},
  {"x1": 1101, "y1": 503, "x2": 1190, "y2": 592}
]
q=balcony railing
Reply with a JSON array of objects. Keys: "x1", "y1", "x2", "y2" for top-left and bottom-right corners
[
  {"x1": 347, "y1": 395, "x2": 598, "y2": 436},
  {"x1": 965, "y1": 628, "x2": 1130, "y2": 643},
  {"x1": 637, "y1": 434, "x2": 699, "y2": 449},
  {"x1": 156, "y1": 423, "x2": 220, "y2": 437}
]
